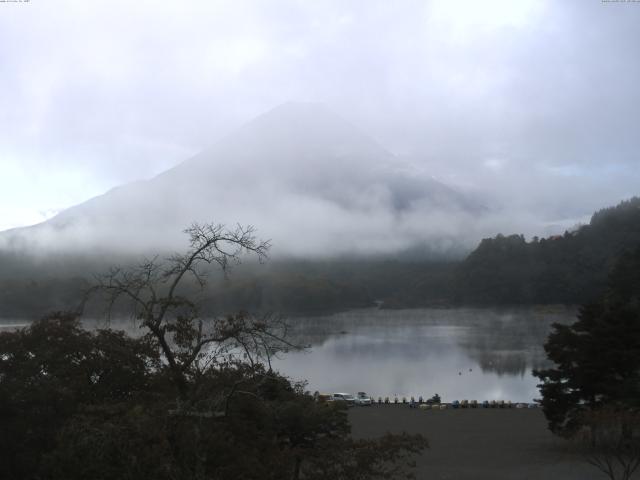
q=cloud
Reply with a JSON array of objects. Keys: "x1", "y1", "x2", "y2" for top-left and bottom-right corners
[{"x1": 0, "y1": 0, "x2": 638, "y2": 240}]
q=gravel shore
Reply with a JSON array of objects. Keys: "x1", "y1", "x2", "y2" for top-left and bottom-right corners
[{"x1": 349, "y1": 405, "x2": 604, "y2": 480}]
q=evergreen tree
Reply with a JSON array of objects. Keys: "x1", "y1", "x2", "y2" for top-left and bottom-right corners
[{"x1": 534, "y1": 246, "x2": 640, "y2": 436}]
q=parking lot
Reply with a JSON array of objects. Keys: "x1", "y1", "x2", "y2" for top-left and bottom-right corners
[{"x1": 349, "y1": 405, "x2": 603, "y2": 480}]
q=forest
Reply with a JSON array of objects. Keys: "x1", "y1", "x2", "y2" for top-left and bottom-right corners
[
  {"x1": 0, "y1": 197, "x2": 639, "y2": 317},
  {"x1": 455, "y1": 197, "x2": 640, "y2": 305}
]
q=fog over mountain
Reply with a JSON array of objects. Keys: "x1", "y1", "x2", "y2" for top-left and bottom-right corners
[
  {"x1": 0, "y1": 0, "x2": 640, "y2": 244},
  {"x1": 1, "y1": 103, "x2": 495, "y2": 258},
  {"x1": 1, "y1": 1, "x2": 639, "y2": 258}
]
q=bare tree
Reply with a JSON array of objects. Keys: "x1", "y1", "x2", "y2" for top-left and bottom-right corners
[
  {"x1": 579, "y1": 407, "x2": 640, "y2": 480},
  {"x1": 86, "y1": 222, "x2": 298, "y2": 402}
]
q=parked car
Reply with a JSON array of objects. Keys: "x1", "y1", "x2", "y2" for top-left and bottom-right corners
[
  {"x1": 355, "y1": 392, "x2": 372, "y2": 406},
  {"x1": 316, "y1": 394, "x2": 333, "y2": 403},
  {"x1": 331, "y1": 393, "x2": 356, "y2": 406}
]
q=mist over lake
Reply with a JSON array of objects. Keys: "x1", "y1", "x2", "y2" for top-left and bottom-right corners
[
  {"x1": 275, "y1": 307, "x2": 576, "y2": 402},
  {"x1": 0, "y1": 305, "x2": 575, "y2": 403}
]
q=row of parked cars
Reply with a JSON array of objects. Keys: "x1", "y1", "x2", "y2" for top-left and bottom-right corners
[{"x1": 314, "y1": 392, "x2": 373, "y2": 406}]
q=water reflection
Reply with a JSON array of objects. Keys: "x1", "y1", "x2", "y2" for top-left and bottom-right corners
[
  {"x1": 0, "y1": 307, "x2": 576, "y2": 402},
  {"x1": 0, "y1": 321, "x2": 29, "y2": 331},
  {"x1": 274, "y1": 307, "x2": 575, "y2": 402}
]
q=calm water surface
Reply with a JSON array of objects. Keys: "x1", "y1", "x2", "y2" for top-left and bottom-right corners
[
  {"x1": 274, "y1": 307, "x2": 576, "y2": 403},
  {"x1": 0, "y1": 306, "x2": 576, "y2": 402}
]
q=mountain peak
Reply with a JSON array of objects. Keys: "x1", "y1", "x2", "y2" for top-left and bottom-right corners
[
  {"x1": 258, "y1": 101, "x2": 334, "y2": 118},
  {"x1": 228, "y1": 101, "x2": 375, "y2": 147},
  {"x1": 249, "y1": 101, "x2": 349, "y2": 132},
  {"x1": 1, "y1": 103, "x2": 483, "y2": 257},
  {"x1": 185, "y1": 101, "x2": 391, "y2": 174}
]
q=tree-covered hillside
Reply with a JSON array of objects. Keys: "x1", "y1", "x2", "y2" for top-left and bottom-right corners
[
  {"x1": 0, "y1": 251, "x2": 455, "y2": 318},
  {"x1": 455, "y1": 197, "x2": 640, "y2": 305},
  {"x1": 2, "y1": 198, "x2": 639, "y2": 318}
]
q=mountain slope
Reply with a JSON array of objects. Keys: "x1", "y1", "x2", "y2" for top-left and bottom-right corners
[{"x1": 1, "y1": 102, "x2": 481, "y2": 257}]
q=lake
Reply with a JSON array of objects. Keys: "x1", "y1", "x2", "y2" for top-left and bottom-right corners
[
  {"x1": 0, "y1": 306, "x2": 576, "y2": 403},
  {"x1": 274, "y1": 306, "x2": 577, "y2": 403}
]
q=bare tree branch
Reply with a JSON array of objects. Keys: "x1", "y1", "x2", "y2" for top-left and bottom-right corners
[{"x1": 85, "y1": 222, "x2": 299, "y2": 402}]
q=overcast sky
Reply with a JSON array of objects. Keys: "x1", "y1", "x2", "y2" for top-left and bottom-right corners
[{"x1": 1, "y1": 0, "x2": 639, "y2": 232}]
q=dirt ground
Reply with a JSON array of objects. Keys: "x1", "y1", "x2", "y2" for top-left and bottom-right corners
[{"x1": 349, "y1": 405, "x2": 608, "y2": 480}]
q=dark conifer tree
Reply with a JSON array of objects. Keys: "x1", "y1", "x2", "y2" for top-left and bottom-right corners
[{"x1": 535, "y1": 246, "x2": 640, "y2": 435}]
